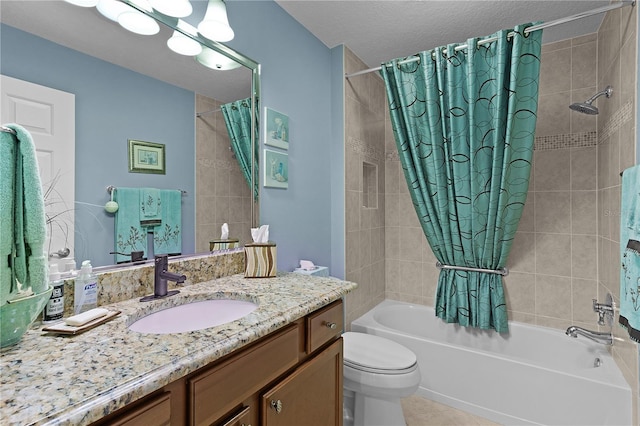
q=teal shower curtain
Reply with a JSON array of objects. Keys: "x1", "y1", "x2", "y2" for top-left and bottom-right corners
[
  {"x1": 221, "y1": 98, "x2": 259, "y2": 200},
  {"x1": 381, "y1": 24, "x2": 542, "y2": 333}
]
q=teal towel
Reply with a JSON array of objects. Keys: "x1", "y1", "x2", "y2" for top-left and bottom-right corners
[
  {"x1": 4, "y1": 124, "x2": 47, "y2": 298},
  {"x1": 1, "y1": 128, "x2": 17, "y2": 304},
  {"x1": 140, "y1": 188, "x2": 160, "y2": 219},
  {"x1": 114, "y1": 188, "x2": 147, "y2": 263},
  {"x1": 153, "y1": 190, "x2": 181, "y2": 256},
  {"x1": 619, "y1": 165, "x2": 640, "y2": 343}
]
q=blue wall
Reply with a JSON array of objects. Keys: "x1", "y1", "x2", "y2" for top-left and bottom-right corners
[
  {"x1": 1, "y1": 24, "x2": 196, "y2": 267},
  {"x1": 225, "y1": 0, "x2": 341, "y2": 274}
]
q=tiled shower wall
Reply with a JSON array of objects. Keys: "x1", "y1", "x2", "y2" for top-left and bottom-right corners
[
  {"x1": 195, "y1": 94, "x2": 253, "y2": 253},
  {"x1": 344, "y1": 48, "x2": 387, "y2": 326},
  {"x1": 595, "y1": 5, "x2": 638, "y2": 421},
  {"x1": 343, "y1": 6, "x2": 638, "y2": 420}
]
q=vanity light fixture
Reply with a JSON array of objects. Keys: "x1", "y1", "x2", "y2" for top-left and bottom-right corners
[
  {"x1": 197, "y1": 0, "x2": 234, "y2": 42},
  {"x1": 167, "y1": 20, "x2": 203, "y2": 56},
  {"x1": 63, "y1": 0, "x2": 99, "y2": 7},
  {"x1": 195, "y1": 46, "x2": 242, "y2": 71},
  {"x1": 148, "y1": 0, "x2": 192, "y2": 18},
  {"x1": 117, "y1": 0, "x2": 160, "y2": 35}
]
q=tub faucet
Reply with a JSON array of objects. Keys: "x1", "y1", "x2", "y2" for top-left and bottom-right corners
[
  {"x1": 593, "y1": 297, "x2": 614, "y2": 326},
  {"x1": 565, "y1": 326, "x2": 613, "y2": 346},
  {"x1": 140, "y1": 255, "x2": 186, "y2": 302}
]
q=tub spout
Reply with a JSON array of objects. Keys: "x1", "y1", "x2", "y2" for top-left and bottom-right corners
[{"x1": 565, "y1": 326, "x2": 613, "y2": 346}]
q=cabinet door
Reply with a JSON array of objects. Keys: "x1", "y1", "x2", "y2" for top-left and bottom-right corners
[{"x1": 261, "y1": 338, "x2": 342, "y2": 426}]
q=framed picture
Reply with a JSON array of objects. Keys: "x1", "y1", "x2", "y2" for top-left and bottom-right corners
[
  {"x1": 128, "y1": 140, "x2": 165, "y2": 174},
  {"x1": 264, "y1": 149, "x2": 288, "y2": 189},
  {"x1": 264, "y1": 107, "x2": 289, "y2": 150}
]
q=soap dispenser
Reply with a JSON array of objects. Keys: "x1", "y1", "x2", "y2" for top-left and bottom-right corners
[{"x1": 74, "y1": 260, "x2": 98, "y2": 314}]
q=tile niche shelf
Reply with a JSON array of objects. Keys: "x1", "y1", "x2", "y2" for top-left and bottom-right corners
[{"x1": 363, "y1": 161, "x2": 378, "y2": 209}]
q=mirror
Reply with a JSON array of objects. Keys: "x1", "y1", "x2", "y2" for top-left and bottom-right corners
[{"x1": 0, "y1": 0, "x2": 260, "y2": 268}]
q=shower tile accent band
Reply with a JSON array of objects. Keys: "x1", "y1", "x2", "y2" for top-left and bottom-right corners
[
  {"x1": 347, "y1": 136, "x2": 384, "y2": 161},
  {"x1": 599, "y1": 101, "x2": 633, "y2": 143},
  {"x1": 534, "y1": 131, "x2": 597, "y2": 151},
  {"x1": 384, "y1": 131, "x2": 597, "y2": 161}
]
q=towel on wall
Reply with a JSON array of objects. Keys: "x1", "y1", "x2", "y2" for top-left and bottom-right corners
[
  {"x1": 140, "y1": 187, "x2": 161, "y2": 223},
  {"x1": 619, "y1": 164, "x2": 640, "y2": 343},
  {"x1": 114, "y1": 187, "x2": 147, "y2": 263},
  {"x1": 153, "y1": 189, "x2": 181, "y2": 256},
  {"x1": 1, "y1": 128, "x2": 17, "y2": 304},
  {"x1": 1, "y1": 124, "x2": 48, "y2": 301}
]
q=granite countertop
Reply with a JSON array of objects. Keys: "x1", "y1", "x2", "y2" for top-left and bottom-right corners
[{"x1": 0, "y1": 272, "x2": 356, "y2": 426}]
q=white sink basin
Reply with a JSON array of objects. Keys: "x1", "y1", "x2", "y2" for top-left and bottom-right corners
[{"x1": 129, "y1": 299, "x2": 258, "y2": 334}]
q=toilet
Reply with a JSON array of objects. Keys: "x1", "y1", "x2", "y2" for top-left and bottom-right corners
[{"x1": 342, "y1": 331, "x2": 421, "y2": 426}]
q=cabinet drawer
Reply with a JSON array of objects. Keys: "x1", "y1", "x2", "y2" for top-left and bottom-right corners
[
  {"x1": 189, "y1": 324, "x2": 299, "y2": 426},
  {"x1": 108, "y1": 391, "x2": 171, "y2": 426},
  {"x1": 306, "y1": 300, "x2": 343, "y2": 353},
  {"x1": 219, "y1": 405, "x2": 251, "y2": 426}
]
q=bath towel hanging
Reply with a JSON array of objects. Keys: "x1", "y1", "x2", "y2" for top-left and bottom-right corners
[
  {"x1": 619, "y1": 165, "x2": 640, "y2": 342},
  {"x1": 113, "y1": 187, "x2": 147, "y2": 263},
  {"x1": 153, "y1": 189, "x2": 181, "y2": 256},
  {"x1": 0, "y1": 123, "x2": 48, "y2": 303}
]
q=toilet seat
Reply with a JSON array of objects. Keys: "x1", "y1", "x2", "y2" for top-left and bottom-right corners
[{"x1": 343, "y1": 332, "x2": 417, "y2": 375}]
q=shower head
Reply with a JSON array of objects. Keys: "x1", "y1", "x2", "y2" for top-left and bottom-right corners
[{"x1": 569, "y1": 85, "x2": 613, "y2": 115}]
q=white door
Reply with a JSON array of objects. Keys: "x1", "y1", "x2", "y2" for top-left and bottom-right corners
[{"x1": 1, "y1": 75, "x2": 75, "y2": 272}]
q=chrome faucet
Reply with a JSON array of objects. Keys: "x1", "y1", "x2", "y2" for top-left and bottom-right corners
[
  {"x1": 140, "y1": 255, "x2": 186, "y2": 302},
  {"x1": 593, "y1": 297, "x2": 614, "y2": 326},
  {"x1": 565, "y1": 326, "x2": 613, "y2": 346}
]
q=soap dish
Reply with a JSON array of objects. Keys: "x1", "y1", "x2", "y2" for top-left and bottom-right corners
[{"x1": 42, "y1": 310, "x2": 121, "y2": 335}]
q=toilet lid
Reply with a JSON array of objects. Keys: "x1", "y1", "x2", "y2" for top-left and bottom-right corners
[{"x1": 343, "y1": 332, "x2": 417, "y2": 372}]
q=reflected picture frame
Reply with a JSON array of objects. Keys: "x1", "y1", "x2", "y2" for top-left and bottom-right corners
[{"x1": 128, "y1": 139, "x2": 165, "y2": 174}]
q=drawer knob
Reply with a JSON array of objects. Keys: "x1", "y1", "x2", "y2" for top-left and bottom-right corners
[
  {"x1": 271, "y1": 399, "x2": 283, "y2": 413},
  {"x1": 325, "y1": 322, "x2": 337, "y2": 329}
]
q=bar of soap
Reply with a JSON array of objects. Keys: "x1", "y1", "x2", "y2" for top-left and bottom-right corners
[{"x1": 64, "y1": 308, "x2": 109, "y2": 327}]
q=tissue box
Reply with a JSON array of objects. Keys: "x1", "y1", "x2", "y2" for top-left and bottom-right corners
[
  {"x1": 293, "y1": 266, "x2": 329, "y2": 277},
  {"x1": 209, "y1": 239, "x2": 239, "y2": 251},
  {"x1": 244, "y1": 242, "x2": 277, "y2": 278}
]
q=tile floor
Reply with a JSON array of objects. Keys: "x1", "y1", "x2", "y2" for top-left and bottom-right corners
[{"x1": 401, "y1": 395, "x2": 500, "y2": 426}]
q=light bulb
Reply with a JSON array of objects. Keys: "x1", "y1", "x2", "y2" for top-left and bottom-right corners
[
  {"x1": 197, "y1": 0, "x2": 234, "y2": 42},
  {"x1": 167, "y1": 21, "x2": 202, "y2": 56},
  {"x1": 117, "y1": 0, "x2": 159, "y2": 35}
]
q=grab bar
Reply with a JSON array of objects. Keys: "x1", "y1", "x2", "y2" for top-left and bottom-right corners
[{"x1": 436, "y1": 262, "x2": 509, "y2": 276}]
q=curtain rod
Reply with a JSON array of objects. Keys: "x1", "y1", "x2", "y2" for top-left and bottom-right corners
[
  {"x1": 345, "y1": 0, "x2": 635, "y2": 79},
  {"x1": 196, "y1": 107, "x2": 221, "y2": 117}
]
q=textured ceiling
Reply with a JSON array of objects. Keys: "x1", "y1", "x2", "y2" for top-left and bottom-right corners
[{"x1": 276, "y1": 0, "x2": 613, "y2": 68}]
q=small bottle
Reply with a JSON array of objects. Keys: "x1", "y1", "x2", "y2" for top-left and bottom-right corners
[
  {"x1": 43, "y1": 264, "x2": 65, "y2": 323},
  {"x1": 74, "y1": 260, "x2": 98, "y2": 315}
]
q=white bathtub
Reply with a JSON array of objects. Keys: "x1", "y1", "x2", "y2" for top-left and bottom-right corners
[{"x1": 350, "y1": 299, "x2": 631, "y2": 426}]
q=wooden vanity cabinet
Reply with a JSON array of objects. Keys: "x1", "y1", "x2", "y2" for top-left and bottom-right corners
[
  {"x1": 93, "y1": 300, "x2": 344, "y2": 426},
  {"x1": 261, "y1": 338, "x2": 343, "y2": 426}
]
